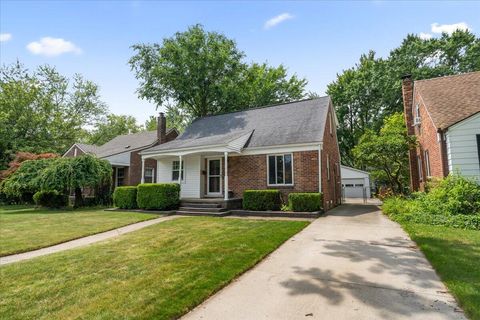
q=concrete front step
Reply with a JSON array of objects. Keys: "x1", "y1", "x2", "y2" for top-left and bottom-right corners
[
  {"x1": 176, "y1": 210, "x2": 231, "y2": 217},
  {"x1": 178, "y1": 206, "x2": 227, "y2": 213},
  {"x1": 180, "y1": 202, "x2": 222, "y2": 209}
]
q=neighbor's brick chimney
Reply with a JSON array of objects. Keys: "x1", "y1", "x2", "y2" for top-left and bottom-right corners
[
  {"x1": 401, "y1": 74, "x2": 420, "y2": 191},
  {"x1": 157, "y1": 112, "x2": 167, "y2": 144}
]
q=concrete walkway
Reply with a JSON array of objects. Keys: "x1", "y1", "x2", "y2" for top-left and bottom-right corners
[
  {"x1": 0, "y1": 215, "x2": 180, "y2": 265},
  {"x1": 183, "y1": 204, "x2": 465, "y2": 320}
]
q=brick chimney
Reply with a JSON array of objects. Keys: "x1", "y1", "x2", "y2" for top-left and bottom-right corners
[
  {"x1": 157, "y1": 112, "x2": 167, "y2": 144},
  {"x1": 401, "y1": 74, "x2": 420, "y2": 191}
]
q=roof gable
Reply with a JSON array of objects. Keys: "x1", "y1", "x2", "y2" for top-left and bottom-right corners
[
  {"x1": 144, "y1": 97, "x2": 331, "y2": 153},
  {"x1": 415, "y1": 71, "x2": 480, "y2": 130}
]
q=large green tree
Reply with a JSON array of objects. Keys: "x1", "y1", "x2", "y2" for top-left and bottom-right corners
[
  {"x1": 0, "y1": 62, "x2": 107, "y2": 169},
  {"x1": 353, "y1": 113, "x2": 416, "y2": 194},
  {"x1": 328, "y1": 30, "x2": 480, "y2": 166},
  {"x1": 129, "y1": 24, "x2": 307, "y2": 123},
  {"x1": 87, "y1": 114, "x2": 142, "y2": 145}
]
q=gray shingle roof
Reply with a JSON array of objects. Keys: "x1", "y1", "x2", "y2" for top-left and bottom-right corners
[
  {"x1": 143, "y1": 97, "x2": 331, "y2": 153},
  {"x1": 77, "y1": 130, "x2": 171, "y2": 158}
]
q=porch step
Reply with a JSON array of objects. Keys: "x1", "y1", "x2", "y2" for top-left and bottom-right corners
[
  {"x1": 176, "y1": 210, "x2": 231, "y2": 217},
  {"x1": 178, "y1": 206, "x2": 226, "y2": 213},
  {"x1": 180, "y1": 202, "x2": 222, "y2": 209}
]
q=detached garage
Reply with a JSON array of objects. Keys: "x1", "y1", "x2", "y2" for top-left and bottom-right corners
[{"x1": 341, "y1": 165, "x2": 371, "y2": 199}]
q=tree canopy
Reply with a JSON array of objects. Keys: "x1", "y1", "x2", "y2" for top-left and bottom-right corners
[
  {"x1": 129, "y1": 24, "x2": 307, "y2": 123},
  {"x1": 353, "y1": 113, "x2": 416, "y2": 194},
  {"x1": 328, "y1": 30, "x2": 480, "y2": 166},
  {"x1": 0, "y1": 62, "x2": 107, "y2": 169},
  {"x1": 87, "y1": 114, "x2": 143, "y2": 145}
]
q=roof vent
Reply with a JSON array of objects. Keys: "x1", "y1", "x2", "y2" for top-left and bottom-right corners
[{"x1": 125, "y1": 145, "x2": 131, "y2": 149}]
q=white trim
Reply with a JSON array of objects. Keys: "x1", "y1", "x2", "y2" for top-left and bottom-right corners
[
  {"x1": 141, "y1": 142, "x2": 323, "y2": 159},
  {"x1": 224, "y1": 152, "x2": 229, "y2": 200},
  {"x1": 63, "y1": 143, "x2": 88, "y2": 157},
  {"x1": 318, "y1": 145, "x2": 322, "y2": 193},
  {"x1": 340, "y1": 165, "x2": 369, "y2": 175},
  {"x1": 141, "y1": 158, "x2": 145, "y2": 184},
  {"x1": 266, "y1": 153, "x2": 294, "y2": 187},
  {"x1": 326, "y1": 154, "x2": 330, "y2": 181},
  {"x1": 207, "y1": 157, "x2": 223, "y2": 196}
]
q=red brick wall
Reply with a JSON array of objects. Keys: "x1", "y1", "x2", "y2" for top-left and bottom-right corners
[
  {"x1": 412, "y1": 89, "x2": 447, "y2": 191},
  {"x1": 228, "y1": 151, "x2": 319, "y2": 203},
  {"x1": 128, "y1": 129, "x2": 178, "y2": 186},
  {"x1": 228, "y1": 102, "x2": 341, "y2": 211},
  {"x1": 402, "y1": 77, "x2": 421, "y2": 191},
  {"x1": 321, "y1": 103, "x2": 342, "y2": 210}
]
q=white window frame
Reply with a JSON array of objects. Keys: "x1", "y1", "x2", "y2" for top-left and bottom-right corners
[
  {"x1": 144, "y1": 167, "x2": 154, "y2": 183},
  {"x1": 266, "y1": 153, "x2": 294, "y2": 186},
  {"x1": 329, "y1": 112, "x2": 333, "y2": 135},
  {"x1": 326, "y1": 154, "x2": 330, "y2": 181},
  {"x1": 171, "y1": 160, "x2": 184, "y2": 182},
  {"x1": 424, "y1": 150, "x2": 431, "y2": 177}
]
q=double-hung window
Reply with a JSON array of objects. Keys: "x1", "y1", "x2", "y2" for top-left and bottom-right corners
[
  {"x1": 417, "y1": 155, "x2": 423, "y2": 181},
  {"x1": 172, "y1": 160, "x2": 184, "y2": 181},
  {"x1": 116, "y1": 167, "x2": 125, "y2": 186},
  {"x1": 144, "y1": 168, "x2": 154, "y2": 183},
  {"x1": 424, "y1": 150, "x2": 431, "y2": 177},
  {"x1": 267, "y1": 154, "x2": 293, "y2": 186}
]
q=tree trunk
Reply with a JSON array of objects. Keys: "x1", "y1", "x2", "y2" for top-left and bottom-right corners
[{"x1": 74, "y1": 187, "x2": 83, "y2": 208}]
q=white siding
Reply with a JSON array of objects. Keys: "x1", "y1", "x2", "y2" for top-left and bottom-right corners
[
  {"x1": 156, "y1": 155, "x2": 201, "y2": 198},
  {"x1": 340, "y1": 166, "x2": 371, "y2": 198},
  {"x1": 445, "y1": 113, "x2": 480, "y2": 182}
]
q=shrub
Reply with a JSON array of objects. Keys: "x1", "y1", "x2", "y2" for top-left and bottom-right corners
[
  {"x1": 33, "y1": 190, "x2": 68, "y2": 208},
  {"x1": 288, "y1": 193, "x2": 323, "y2": 212},
  {"x1": 414, "y1": 175, "x2": 480, "y2": 216},
  {"x1": 113, "y1": 186, "x2": 138, "y2": 209},
  {"x1": 243, "y1": 190, "x2": 281, "y2": 211},
  {"x1": 137, "y1": 183, "x2": 180, "y2": 210}
]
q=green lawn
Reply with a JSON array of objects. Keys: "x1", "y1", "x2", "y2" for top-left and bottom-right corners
[
  {"x1": 400, "y1": 223, "x2": 480, "y2": 320},
  {"x1": 0, "y1": 217, "x2": 308, "y2": 320},
  {"x1": 0, "y1": 206, "x2": 157, "y2": 256}
]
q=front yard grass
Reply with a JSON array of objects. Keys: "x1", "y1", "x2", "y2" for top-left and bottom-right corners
[
  {"x1": 0, "y1": 217, "x2": 308, "y2": 320},
  {"x1": 0, "y1": 206, "x2": 157, "y2": 256},
  {"x1": 400, "y1": 223, "x2": 480, "y2": 320}
]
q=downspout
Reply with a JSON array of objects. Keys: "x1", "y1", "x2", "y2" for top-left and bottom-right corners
[{"x1": 318, "y1": 144, "x2": 322, "y2": 193}]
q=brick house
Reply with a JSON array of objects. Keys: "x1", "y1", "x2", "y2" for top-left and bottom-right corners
[
  {"x1": 402, "y1": 71, "x2": 480, "y2": 191},
  {"x1": 63, "y1": 114, "x2": 177, "y2": 187},
  {"x1": 140, "y1": 98, "x2": 342, "y2": 211}
]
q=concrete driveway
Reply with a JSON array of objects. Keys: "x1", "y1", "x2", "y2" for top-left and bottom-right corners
[{"x1": 183, "y1": 204, "x2": 465, "y2": 320}]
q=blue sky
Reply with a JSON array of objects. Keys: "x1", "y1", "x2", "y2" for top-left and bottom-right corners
[{"x1": 1, "y1": 1, "x2": 479, "y2": 124}]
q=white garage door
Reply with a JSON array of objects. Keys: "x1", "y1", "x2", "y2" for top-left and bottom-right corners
[{"x1": 342, "y1": 178, "x2": 365, "y2": 198}]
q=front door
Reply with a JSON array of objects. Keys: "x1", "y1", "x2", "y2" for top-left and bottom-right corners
[{"x1": 207, "y1": 158, "x2": 222, "y2": 196}]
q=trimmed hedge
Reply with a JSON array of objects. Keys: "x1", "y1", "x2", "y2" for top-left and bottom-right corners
[
  {"x1": 137, "y1": 183, "x2": 180, "y2": 210},
  {"x1": 113, "y1": 186, "x2": 138, "y2": 209},
  {"x1": 243, "y1": 190, "x2": 281, "y2": 211},
  {"x1": 288, "y1": 192, "x2": 323, "y2": 212},
  {"x1": 33, "y1": 190, "x2": 68, "y2": 208}
]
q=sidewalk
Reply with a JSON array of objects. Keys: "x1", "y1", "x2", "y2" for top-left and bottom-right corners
[{"x1": 0, "y1": 215, "x2": 181, "y2": 265}]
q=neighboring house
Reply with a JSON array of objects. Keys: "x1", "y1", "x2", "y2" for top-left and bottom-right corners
[
  {"x1": 140, "y1": 98, "x2": 342, "y2": 211},
  {"x1": 340, "y1": 165, "x2": 371, "y2": 199},
  {"x1": 402, "y1": 71, "x2": 480, "y2": 191},
  {"x1": 64, "y1": 114, "x2": 178, "y2": 187}
]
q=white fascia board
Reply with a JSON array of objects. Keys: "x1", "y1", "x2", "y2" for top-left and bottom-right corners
[{"x1": 231, "y1": 142, "x2": 322, "y2": 156}]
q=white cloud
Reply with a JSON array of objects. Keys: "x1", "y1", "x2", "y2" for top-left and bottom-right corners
[
  {"x1": 431, "y1": 22, "x2": 470, "y2": 34},
  {"x1": 419, "y1": 32, "x2": 432, "y2": 40},
  {"x1": 264, "y1": 13, "x2": 294, "y2": 29},
  {"x1": 0, "y1": 33, "x2": 12, "y2": 42},
  {"x1": 26, "y1": 37, "x2": 82, "y2": 57}
]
